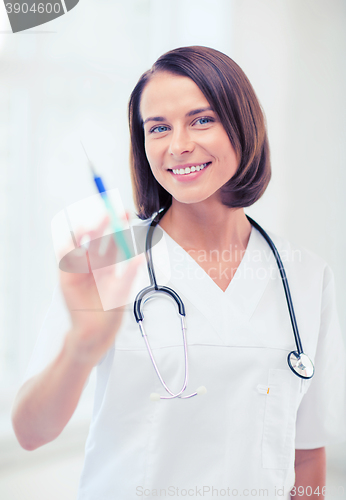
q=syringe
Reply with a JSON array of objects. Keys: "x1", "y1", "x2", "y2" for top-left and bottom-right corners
[{"x1": 80, "y1": 141, "x2": 132, "y2": 260}]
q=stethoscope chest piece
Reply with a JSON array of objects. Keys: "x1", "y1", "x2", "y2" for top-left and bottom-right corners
[{"x1": 287, "y1": 351, "x2": 315, "y2": 379}]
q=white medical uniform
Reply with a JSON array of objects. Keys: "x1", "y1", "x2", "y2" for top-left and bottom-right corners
[{"x1": 23, "y1": 219, "x2": 346, "y2": 500}]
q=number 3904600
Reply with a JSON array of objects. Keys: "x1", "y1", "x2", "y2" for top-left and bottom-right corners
[{"x1": 5, "y1": 3, "x2": 61, "y2": 14}]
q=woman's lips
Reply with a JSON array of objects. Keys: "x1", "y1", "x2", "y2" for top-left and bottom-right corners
[{"x1": 168, "y1": 162, "x2": 211, "y2": 182}]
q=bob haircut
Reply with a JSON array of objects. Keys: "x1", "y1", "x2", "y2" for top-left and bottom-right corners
[{"x1": 128, "y1": 46, "x2": 271, "y2": 220}]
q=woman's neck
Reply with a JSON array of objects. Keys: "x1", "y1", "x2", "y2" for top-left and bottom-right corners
[{"x1": 158, "y1": 198, "x2": 252, "y2": 254}]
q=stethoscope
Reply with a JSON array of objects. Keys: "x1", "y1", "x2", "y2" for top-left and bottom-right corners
[{"x1": 133, "y1": 207, "x2": 315, "y2": 401}]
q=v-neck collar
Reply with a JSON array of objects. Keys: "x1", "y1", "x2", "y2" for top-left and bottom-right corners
[
  {"x1": 158, "y1": 223, "x2": 255, "y2": 296},
  {"x1": 152, "y1": 223, "x2": 276, "y2": 344}
]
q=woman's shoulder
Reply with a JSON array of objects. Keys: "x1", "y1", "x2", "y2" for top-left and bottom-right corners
[
  {"x1": 131, "y1": 215, "x2": 152, "y2": 226},
  {"x1": 131, "y1": 215, "x2": 168, "y2": 255},
  {"x1": 130, "y1": 216, "x2": 151, "y2": 253},
  {"x1": 264, "y1": 227, "x2": 328, "y2": 268},
  {"x1": 262, "y1": 226, "x2": 333, "y2": 291}
]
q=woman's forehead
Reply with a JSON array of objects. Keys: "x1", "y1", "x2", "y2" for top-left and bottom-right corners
[{"x1": 140, "y1": 72, "x2": 211, "y2": 120}]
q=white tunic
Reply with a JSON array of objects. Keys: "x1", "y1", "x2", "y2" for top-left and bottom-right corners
[{"x1": 23, "y1": 219, "x2": 346, "y2": 500}]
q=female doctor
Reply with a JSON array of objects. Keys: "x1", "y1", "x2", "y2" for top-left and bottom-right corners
[{"x1": 12, "y1": 46, "x2": 346, "y2": 500}]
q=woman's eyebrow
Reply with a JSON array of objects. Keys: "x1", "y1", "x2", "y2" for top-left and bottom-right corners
[
  {"x1": 143, "y1": 116, "x2": 165, "y2": 125},
  {"x1": 142, "y1": 106, "x2": 214, "y2": 126},
  {"x1": 186, "y1": 106, "x2": 213, "y2": 117}
]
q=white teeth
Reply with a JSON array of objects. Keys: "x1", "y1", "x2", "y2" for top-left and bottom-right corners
[{"x1": 172, "y1": 163, "x2": 208, "y2": 175}]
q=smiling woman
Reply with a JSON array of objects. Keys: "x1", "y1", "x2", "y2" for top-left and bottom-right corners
[
  {"x1": 129, "y1": 46, "x2": 271, "y2": 219},
  {"x1": 11, "y1": 46, "x2": 346, "y2": 500}
]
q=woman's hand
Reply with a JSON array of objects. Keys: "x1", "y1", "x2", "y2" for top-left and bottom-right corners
[{"x1": 59, "y1": 213, "x2": 143, "y2": 367}]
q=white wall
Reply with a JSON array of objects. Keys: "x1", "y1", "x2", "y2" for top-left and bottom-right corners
[
  {"x1": 0, "y1": 0, "x2": 345, "y2": 497},
  {"x1": 231, "y1": 0, "x2": 346, "y2": 328}
]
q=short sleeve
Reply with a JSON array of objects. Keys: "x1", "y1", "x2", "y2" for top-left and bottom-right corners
[
  {"x1": 22, "y1": 283, "x2": 72, "y2": 384},
  {"x1": 295, "y1": 265, "x2": 346, "y2": 449}
]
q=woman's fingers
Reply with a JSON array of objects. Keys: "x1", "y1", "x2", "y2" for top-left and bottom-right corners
[
  {"x1": 75, "y1": 215, "x2": 110, "y2": 247},
  {"x1": 59, "y1": 209, "x2": 133, "y2": 276}
]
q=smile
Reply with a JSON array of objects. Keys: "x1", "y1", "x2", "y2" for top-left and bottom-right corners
[{"x1": 170, "y1": 162, "x2": 211, "y2": 175}]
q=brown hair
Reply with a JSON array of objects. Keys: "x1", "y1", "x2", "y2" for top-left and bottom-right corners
[{"x1": 128, "y1": 46, "x2": 271, "y2": 220}]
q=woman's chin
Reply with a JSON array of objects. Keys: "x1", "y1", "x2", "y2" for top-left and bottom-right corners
[{"x1": 170, "y1": 191, "x2": 219, "y2": 207}]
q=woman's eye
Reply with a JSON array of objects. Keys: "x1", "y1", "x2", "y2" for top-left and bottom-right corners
[
  {"x1": 195, "y1": 117, "x2": 213, "y2": 125},
  {"x1": 150, "y1": 125, "x2": 169, "y2": 133}
]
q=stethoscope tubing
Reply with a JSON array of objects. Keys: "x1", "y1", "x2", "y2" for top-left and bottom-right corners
[
  {"x1": 133, "y1": 208, "x2": 314, "y2": 398},
  {"x1": 246, "y1": 215, "x2": 303, "y2": 355}
]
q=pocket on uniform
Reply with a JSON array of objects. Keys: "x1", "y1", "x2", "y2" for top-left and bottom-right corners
[{"x1": 260, "y1": 368, "x2": 297, "y2": 469}]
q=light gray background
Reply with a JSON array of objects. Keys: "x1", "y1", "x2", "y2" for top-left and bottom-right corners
[{"x1": 0, "y1": 0, "x2": 345, "y2": 498}]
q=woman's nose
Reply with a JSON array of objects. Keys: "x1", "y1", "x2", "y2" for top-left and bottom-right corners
[{"x1": 169, "y1": 128, "x2": 194, "y2": 156}]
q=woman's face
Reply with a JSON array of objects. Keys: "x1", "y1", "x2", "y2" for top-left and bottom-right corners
[{"x1": 140, "y1": 71, "x2": 239, "y2": 205}]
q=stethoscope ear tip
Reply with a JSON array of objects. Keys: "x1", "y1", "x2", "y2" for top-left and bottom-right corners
[
  {"x1": 150, "y1": 393, "x2": 161, "y2": 402},
  {"x1": 197, "y1": 386, "x2": 207, "y2": 396}
]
